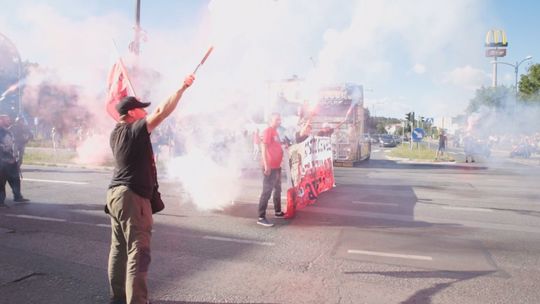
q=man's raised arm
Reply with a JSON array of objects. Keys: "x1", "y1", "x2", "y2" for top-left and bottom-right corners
[{"x1": 146, "y1": 74, "x2": 195, "y2": 133}]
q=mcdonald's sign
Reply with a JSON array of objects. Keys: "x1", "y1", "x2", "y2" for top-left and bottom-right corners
[
  {"x1": 485, "y1": 48, "x2": 506, "y2": 58},
  {"x1": 485, "y1": 29, "x2": 508, "y2": 47}
]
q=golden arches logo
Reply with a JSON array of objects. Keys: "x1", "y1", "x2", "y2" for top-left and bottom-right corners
[{"x1": 485, "y1": 29, "x2": 508, "y2": 47}]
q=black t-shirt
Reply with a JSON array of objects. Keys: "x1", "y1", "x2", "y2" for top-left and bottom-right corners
[{"x1": 109, "y1": 119, "x2": 155, "y2": 199}]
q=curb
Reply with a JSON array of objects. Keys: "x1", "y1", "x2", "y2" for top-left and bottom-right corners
[{"x1": 386, "y1": 156, "x2": 457, "y2": 165}]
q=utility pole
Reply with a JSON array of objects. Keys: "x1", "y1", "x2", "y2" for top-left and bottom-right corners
[
  {"x1": 492, "y1": 56, "x2": 498, "y2": 87},
  {"x1": 130, "y1": 0, "x2": 141, "y2": 56}
]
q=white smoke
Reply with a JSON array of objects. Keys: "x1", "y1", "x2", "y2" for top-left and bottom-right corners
[{"x1": 2, "y1": 0, "x2": 498, "y2": 209}]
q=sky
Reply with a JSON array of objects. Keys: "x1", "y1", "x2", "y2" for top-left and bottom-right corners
[{"x1": 1, "y1": 0, "x2": 539, "y2": 120}]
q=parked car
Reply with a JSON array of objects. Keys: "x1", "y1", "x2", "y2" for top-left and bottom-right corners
[
  {"x1": 393, "y1": 135, "x2": 402, "y2": 144},
  {"x1": 379, "y1": 134, "x2": 397, "y2": 147},
  {"x1": 362, "y1": 133, "x2": 371, "y2": 143}
]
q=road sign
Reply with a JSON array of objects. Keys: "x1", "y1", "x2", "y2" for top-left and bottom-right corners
[{"x1": 412, "y1": 128, "x2": 425, "y2": 142}]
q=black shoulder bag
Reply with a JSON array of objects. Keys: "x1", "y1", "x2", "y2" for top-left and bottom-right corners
[{"x1": 150, "y1": 157, "x2": 165, "y2": 214}]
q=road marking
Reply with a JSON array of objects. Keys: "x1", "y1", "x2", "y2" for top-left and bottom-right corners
[
  {"x1": 442, "y1": 206, "x2": 493, "y2": 212},
  {"x1": 4, "y1": 214, "x2": 112, "y2": 228},
  {"x1": 23, "y1": 178, "x2": 88, "y2": 185},
  {"x1": 203, "y1": 235, "x2": 274, "y2": 246},
  {"x1": 5, "y1": 214, "x2": 66, "y2": 222},
  {"x1": 372, "y1": 149, "x2": 381, "y2": 153},
  {"x1": 348, "y1": 249, "x2": 433, "y2": 261},
  {"x1": 70, "y1": 221, "x2": 111, "y2": 228},
  {"x1": 352, "y1": 201, "x2": 399, "y2": 207}
]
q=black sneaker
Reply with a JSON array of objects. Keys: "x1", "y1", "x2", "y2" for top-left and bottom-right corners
[
  {"x1": 257, "y1": 218, "x2": 274, "y2": 227},
  {"x1": 14, "y1": 197, "x2": 30, "y2": 202},
  {"x1": 275, "y1": 211, "x2": 285, "y2": 217}
]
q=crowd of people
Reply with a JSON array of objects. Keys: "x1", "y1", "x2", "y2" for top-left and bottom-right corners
[{"x1": 446, "y1": 131, "x2": 540, "y2": 162}]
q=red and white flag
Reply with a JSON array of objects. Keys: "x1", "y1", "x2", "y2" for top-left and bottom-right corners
[{"x1": 105, "y1": 60, "x2": 145, "y2": 121}]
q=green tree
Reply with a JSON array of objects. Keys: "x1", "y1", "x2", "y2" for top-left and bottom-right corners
[
  {"x1": 394, "y1": 126, "x2": 404, "y2": 136},
  {"x1": 466, "y1": 85, "x2": 513, "y2": 113},
  {"x1": 518, "y1": 63, "x2": 540, "y2": 102},
  {"x1": 375, "y1": 122, "x2": 387, "y2": 134}
]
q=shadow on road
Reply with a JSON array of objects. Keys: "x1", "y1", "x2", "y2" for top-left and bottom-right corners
[
  {"x1": 344, "y1": 270, "x2": 495, "y2": 304},
  {"x1": 0, "y1": 200, "x2": 263, "y2": 303}
]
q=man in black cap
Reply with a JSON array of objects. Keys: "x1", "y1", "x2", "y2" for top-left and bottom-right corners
[{"x1": 106, "y1": 74, "x2": 194, "y2": 304}]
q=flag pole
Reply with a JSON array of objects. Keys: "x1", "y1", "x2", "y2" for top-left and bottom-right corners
[{"x1": 112, "y1": 39, "x2": 137, "y2": 96}]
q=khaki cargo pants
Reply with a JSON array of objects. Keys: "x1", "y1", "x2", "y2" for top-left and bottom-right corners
[{"x1": 106, "y1": 185, "x2": 153, "y2": 304}]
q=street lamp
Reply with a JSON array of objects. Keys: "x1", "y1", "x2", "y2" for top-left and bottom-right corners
[{"x1": 491, "y1": 55, "x2": 533, "y2": 99}]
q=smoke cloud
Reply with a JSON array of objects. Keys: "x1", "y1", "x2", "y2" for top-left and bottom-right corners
[{"x1": 3, "y1": 0, "x2": 502, "y2": 209}]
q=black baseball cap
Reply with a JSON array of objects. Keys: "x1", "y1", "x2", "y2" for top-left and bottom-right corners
[{"x1": 116, "y1": 96, "x2": 150, "y2": 115}]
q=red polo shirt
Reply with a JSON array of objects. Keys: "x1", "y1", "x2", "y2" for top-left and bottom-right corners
[{"x1": 262, "y1": 126, "x2": 283, "y2": 169}]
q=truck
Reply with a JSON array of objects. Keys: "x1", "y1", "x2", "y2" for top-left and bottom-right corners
[
  {"x1": 267, "y1": 78, "x2": 371, "y2": 166},
  {"x1": 311, "y1": 83, "x2": 371, "y2": 166}
]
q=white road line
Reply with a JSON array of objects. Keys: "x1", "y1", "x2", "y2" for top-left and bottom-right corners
[
  {"x1": 71, "y1": 221, "x2": 111, "y2": 228},
  {"x1": 372, "y1": 149, "x2": 381, "y2": 153},
  {"x1": 5, "y1": 214, "x2": 66, "y2": 222},
  {"x1": 5, "y1": 214, "x2": 111, "y2": 228},
  {"x1": 352, "y1": 201, "x2": 399, "y2": 207},
  {"x1": 23, "y1": 178, "x2": 88, "y2": 185},
  {"x1": 203, "y1": 235, "x2": 274, "y2": 246},
  {"x1": 348, "y1": 249, "x2": 433, "y2": 261},
  {"x1": 442, "y1": 206, "x2": 493, "y2": 212}
]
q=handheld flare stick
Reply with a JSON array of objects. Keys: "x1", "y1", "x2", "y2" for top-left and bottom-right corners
[
  {"x1": 0, "y1": 83, "x2": 19, "y2": 102},
  {"x1": 335, "y1": 104, "x2": 354, "y2": 129},
  {"x1": 193, "y1": 46, "x2": 214, "y2": 75}
]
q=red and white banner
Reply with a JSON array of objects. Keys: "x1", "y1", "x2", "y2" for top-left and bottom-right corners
[{"x1": 285, "y1": 136, "x2": 334, "y2": 218}]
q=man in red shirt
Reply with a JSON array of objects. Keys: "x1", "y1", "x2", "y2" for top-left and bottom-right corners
[{"x1": 257, "y1": 113, "x2": 284, "y2": 227}]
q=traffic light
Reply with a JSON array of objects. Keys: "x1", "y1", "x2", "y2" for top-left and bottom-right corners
[{"x1": 405, "y1": 112, "x2": 412, "y2": 121}]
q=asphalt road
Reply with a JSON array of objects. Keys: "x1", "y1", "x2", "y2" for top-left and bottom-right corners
[{"x1": 1, "y1": 148, "x2": 539, "y2": 304}]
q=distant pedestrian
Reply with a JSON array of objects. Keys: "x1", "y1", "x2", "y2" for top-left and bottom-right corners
[
  {"x1": 252, "y1": 128, "x2": 261, "y2": 160},
  {"x1": 436, "y1": 130, "x2": 447, "y2": 160},
  {"x1": 51, "y1": 127, "x2": 59, "y2": 151},
  {"x1": 257, "y1": 113, "x2": 285, "y2": 227},
  {"x1": 464, "y1": 133, "x2": 475, "y2": 163},
  {"x1": 106, "y1": 74, "x2": 194, "y2": 304}
]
